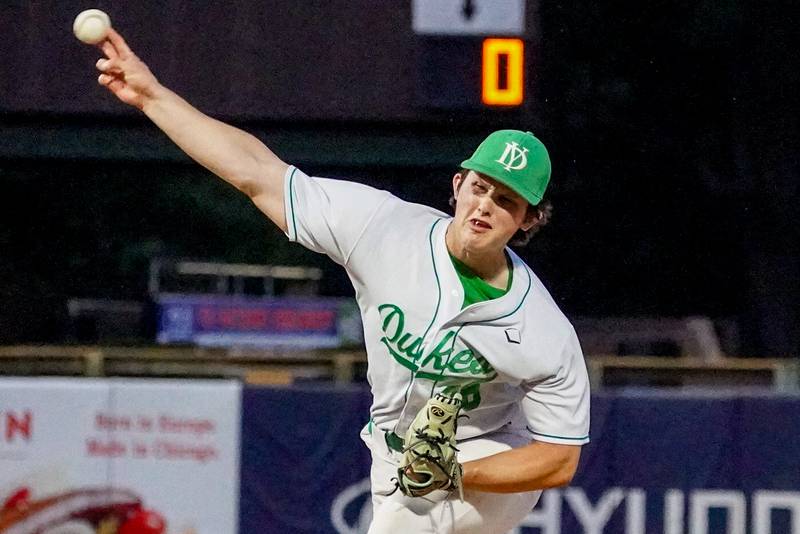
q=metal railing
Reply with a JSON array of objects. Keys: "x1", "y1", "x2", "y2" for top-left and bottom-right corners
[
  {"x1": 0, "y1": 345, "x2": 797, "y2": 392},
  {"x1": 0, "y1": 345, "x2": 366, "y2": 384},
  {"x1": 586, "y1": 355, "x2": 800, "y2": 392},
  {"x1": 148, "y1": 259, "x2": 323, "y2": 297}
]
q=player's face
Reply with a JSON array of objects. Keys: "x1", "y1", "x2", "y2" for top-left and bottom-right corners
[{"x1": 451, "y1": 171, "x2": 535, "y2": 254}]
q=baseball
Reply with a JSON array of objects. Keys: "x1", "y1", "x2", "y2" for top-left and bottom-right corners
[{"x1": 72, "y1": 9, "x2": 111, "y2": 45}]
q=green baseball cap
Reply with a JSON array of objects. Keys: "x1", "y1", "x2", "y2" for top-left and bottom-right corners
[{"x1": 460, "y1": 130, "x2": 552, "y2": 205}]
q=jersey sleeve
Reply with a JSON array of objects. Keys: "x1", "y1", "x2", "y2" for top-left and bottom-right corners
[
  {"x1": 520, "y1": 331, "x2": 591, "y2": 445},
  {"x1": 283, "y1": 166, "x2": 392, "y2": 265}
]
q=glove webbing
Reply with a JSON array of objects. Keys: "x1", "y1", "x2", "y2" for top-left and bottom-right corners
[{"x1": 393, "y1": 425, "x2": 463, "y2": 500}]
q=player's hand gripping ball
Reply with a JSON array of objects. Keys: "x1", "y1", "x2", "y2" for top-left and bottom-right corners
[
  {"x1": 73, "y1": 9, "x2": 111, "y2": 44},
  {"x1": 395, "y1": 392, "x2": 464, "y2": 498}
]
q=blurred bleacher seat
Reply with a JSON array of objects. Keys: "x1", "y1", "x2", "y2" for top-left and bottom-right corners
[
  {"x1": 572, "y1": 315, "x2": 725, "y2": 361},
  {"x1": 148, "y1": 258, "x2": 322, "y2": 297}
]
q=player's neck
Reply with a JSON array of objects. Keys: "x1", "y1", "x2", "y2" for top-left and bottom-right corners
[{"x1": 445, "y1": 226, "x2": 509, "y2": 287}]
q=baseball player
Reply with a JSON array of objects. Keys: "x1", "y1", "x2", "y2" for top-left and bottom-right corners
[{"x1": 93, "y1": 29, "x2": 590, "y2": 534}]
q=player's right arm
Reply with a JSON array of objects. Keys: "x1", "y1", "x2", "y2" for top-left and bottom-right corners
[{"x1": 95, "y1": 28, "x2": 289, "y2": 232}]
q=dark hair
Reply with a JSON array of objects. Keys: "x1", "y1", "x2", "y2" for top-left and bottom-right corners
[{"x1": 449, "y1": 169, "x2": 553, "y2": 247}]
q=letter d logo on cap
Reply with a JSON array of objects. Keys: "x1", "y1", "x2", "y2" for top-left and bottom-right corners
[
  {"x1": 495, "y1": 142, "x2": 529, "y2": 171},
  {"x1": 460, "y1": 130, "x2": 551, "y2": 205}
]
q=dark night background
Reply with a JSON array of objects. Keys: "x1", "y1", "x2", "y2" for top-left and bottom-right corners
[{"x1": 0, "y1": 1, "x2": 797, "y2": 356}]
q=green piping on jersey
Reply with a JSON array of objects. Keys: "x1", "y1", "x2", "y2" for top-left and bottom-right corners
[
  {"x1": 420, "y1": 218, "x2": 445, "y2": 343},
  {"x1": 528, "y1": 428, "x2": 590, "y2": 441},
  {"x1": 424, "y1": 266, "x2": 533, "y2": 398},
  {"x1": 465, "y1": 264, "x2": 533, "y2": 324},
  {"x1": 288, "y1": 167, "x2": 299, "y2": 239},
  {"x1": 450, "y1": 252, "x2": 513, "y2": 308},
  {"x1": 402, "y1": 218, "x2": 446, "y2": 406}
]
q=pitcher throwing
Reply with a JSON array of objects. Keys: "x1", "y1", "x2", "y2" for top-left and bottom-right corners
[{"x1": 92, "y1": 26, "x2": 590, "y2": 534}]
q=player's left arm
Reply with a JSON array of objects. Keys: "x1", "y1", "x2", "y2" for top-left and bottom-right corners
[
  {"x1": 460, "y1": 441, "x2": 581, "y2": 493},
  {"x1": 462, "y1": 328, "x2": 590, "y2": 493}
]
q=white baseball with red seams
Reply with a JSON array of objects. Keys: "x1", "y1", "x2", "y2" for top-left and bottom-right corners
[{"x1": 283, "y1": 165, "x2": 591, "y2": 533}]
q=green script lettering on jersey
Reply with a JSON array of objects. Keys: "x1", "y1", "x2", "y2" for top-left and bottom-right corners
[
  {"x1": 446, "y1": 349, "x2": 474, "y2": 374},
  {"x1": 378, "y1": 303, "x2": 497, "y2": 383}
]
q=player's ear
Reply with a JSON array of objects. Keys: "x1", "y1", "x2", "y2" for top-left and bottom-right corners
[
  {"x1": 519, "y1": 205, "x2": 539, "y2": 231},
  {"x1": 452, "y1": 171, "x2": 467, "y2": 197}
]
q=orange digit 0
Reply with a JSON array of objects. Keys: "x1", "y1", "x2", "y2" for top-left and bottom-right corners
[{"x1": 482, "y1": 38, "x2": 524, "y2": 106}]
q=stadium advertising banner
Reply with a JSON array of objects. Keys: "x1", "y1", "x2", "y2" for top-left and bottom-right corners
[
  {"x1": 156, "y1": 295, "x2": 363, "y2": 349},
  {"x1": 240, "y1": 387, "x2": 800, "y2": 534},
  {"x1": 0, "y1": 378, "x2": 241, "y2": 534}
]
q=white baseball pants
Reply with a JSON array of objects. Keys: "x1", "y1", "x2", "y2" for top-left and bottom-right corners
[{"x1": 361, "y1": 424, "x2": 541, "y2": 534}]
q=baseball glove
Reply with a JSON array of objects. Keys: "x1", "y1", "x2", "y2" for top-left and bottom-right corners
[{"x1": 394, "y1": 392, "x2": 463, "y2": 499}]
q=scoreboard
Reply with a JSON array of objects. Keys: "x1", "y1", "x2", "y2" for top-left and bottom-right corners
[
  {"x1": 3, "y1": 1, "x2": 540, "y2": 125},
  {"x1": 413, "y1": 0, "x2": 528, "y2": 110},
  {"x1": 418, "y1": 36, "x2": 526, "y2": 109}
]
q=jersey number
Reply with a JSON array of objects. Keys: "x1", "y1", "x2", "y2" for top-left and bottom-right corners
[
  {"x1": 444, "y1": 383, "x2": 482, "y2": 411},
  {"x1": 461, "y1": 383, "x2": 482, "y2": 411}
]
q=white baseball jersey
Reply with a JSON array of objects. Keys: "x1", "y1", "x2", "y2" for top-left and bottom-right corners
[{"x1": 283, "y1": 166, "x2": 590, "y2": 446}]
